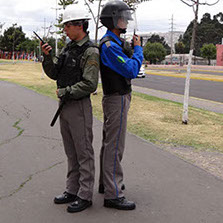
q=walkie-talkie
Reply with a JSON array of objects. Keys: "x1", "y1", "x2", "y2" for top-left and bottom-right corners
[
  {"x1": 33, "y1": 31, "x2": 45, "y2": 44},
  {"x1": 131, "y1": 29, "x2": 137, "y2": 49},
  {"x1": 33, "y1": 31, "x2": 52, "y2": 53}
]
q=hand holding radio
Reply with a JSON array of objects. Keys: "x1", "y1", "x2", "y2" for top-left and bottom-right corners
[
  {"x1": 33, "y1": 31, "x2": 52, "y2": 55},
  {"x1": 133, "y1": 34, "x2": 141, "y2": 46}
]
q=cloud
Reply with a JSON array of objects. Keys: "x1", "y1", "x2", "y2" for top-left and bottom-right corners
[
  {"x1": 0, "y1": 0, "x2": 55, "y2": 36},
  {"x1": 0, "y1": 0, "x2": 222, "y2": 39}
]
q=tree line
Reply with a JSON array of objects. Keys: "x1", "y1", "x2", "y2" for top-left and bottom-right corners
[
  {"x1": 0, "y1": 24, "x2": 61, "y2": 60},
  {"x1": 144, "y1": 12, "x2": 223, "y2": 64},
  {"x1": 0, "y1": 11, "x2": 222, "y2": 64}
]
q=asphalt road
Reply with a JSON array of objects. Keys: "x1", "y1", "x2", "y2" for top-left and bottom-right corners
[
  {"x1": 132, "y1": 75, "x2": 223, "y2": 103},
  {"x1": 1, "y1": 81, "x2": 223, "y2": 223}
]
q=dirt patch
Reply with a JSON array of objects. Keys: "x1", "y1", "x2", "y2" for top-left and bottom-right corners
[{"x1": 162, "y1": 145, "x2": 223, "y2": 180}]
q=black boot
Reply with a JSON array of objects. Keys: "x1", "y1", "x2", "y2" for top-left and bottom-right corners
[
  {"x1": 54, "y1": 191, "x2": 77, "y2": 204},
  {"x1": 67, "y1": 197, "x2": 92, "y2": 213},
  {"x1": 104, "y1": 197, "x2": 136, "y2": 210},
  {"x1": 98, "y1": 184, "x2": 125, "y2": 194}
]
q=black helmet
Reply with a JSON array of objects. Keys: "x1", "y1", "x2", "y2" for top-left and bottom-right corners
[{"x1": 100, "y1": 0, "x2": 133, "y2": 30}]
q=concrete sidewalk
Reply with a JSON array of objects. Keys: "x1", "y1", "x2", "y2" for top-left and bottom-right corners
[
  {"x1": 1, "y1": 81, "x2": 223, "y2": 223},
  {"x1": 133, "y1": 85, "x2": 223, "y2": 114}
]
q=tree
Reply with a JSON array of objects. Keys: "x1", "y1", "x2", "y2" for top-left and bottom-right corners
[
  {"x1": 175, "y1": 41, "x2": 185, "y2": 54},
  {"x1": 58, "y1": 0, "x2": 76, "y2": 9},
  {"x1": 147, "y1": 34, "x2": 171, "y2": 55},
  {"x1": 0, "y1": 22, "x2": 5, "y2": 35},
  {"x1": 200, "y1": 43, "x2": 216, "y2": 65},
  {"x1": 180, "y1": 13, "x2": 223, "y2": 56},
  {"x1": 214, "y1": 12, "x2": 223, "y2": 23},
  {"x1": 17, "y1": 38, "x2": 39, "y2": 53},
  {"x1": 84, "y1": 0, "x2": 103, "y2": 44},
  {"x1": 123, "y1": 0, "x2": 151, "y2": 7},
  {"x1": 179, "y1": 0, "x2": 220, "y2": 125},
  {"x1": 0, "y1": 35, "x2": 3, "y2": 50},
  {"x1": 0, "y1": 24, "x2": 26, "y2": 52},
  {"x1": 143, "y1": 42, "x2": 166, "y2": 64}
]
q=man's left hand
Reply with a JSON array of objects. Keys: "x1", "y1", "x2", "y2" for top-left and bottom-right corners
[{"x1": 56, "y1": 86, "x2": 71, "y2": 98}]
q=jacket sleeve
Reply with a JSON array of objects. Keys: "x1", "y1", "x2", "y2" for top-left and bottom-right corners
[
  {"x1": 42, "y1": 54, "x2": 58, "y2": 80},
  {"x1": 68, "y1": 47, "x2": 99, "y2": 100}
]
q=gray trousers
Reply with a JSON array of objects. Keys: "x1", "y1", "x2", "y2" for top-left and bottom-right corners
[
  {"x1": 59, "y1": 97, "x2": 95, "y2": 201},
  {"x1": 99, "y1": 93, "x2": 131, "y2": 199}
]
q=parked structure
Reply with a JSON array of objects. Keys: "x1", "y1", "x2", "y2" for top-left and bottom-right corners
[{"x1": 163, "y1": 54, "x2": 215, "y2": 66}]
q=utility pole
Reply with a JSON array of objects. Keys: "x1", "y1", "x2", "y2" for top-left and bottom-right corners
[
  {"x1": 12, "y1": 23, "x2": 18, "y2": 64},
  {"x1": 55, "y1": 0, "x2": 58, "y2": 56},
  {"x1": 43, "y1": 18, "x2": 47, "y2": 38},
  {"x1": 170, "y1": 15, "x2": 174, "y2": 65},
  {"x1": 42, "y1": 18, "x2": 51, "y2": 39},
  {"x1": 52, "y1": 0, "x2": 62, "y2": 56}
]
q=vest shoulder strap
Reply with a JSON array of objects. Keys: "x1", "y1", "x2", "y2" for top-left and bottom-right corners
[
  {"x1": 78, "y1": 41, "x2": 99, "y2": 58},
  {"x1": 99, "y1": 36, "x2": 122, "y2": 49},
  {"x1": 79, "y1": 42, "x2": 99, "y2": 70}
]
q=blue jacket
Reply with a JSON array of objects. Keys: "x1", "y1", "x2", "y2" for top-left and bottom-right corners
[{"x1": 100, "y1": 30, "x2": 143, "y2": 79}]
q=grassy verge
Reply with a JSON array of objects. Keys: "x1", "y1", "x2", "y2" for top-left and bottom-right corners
[
  {"x1": 1, "y1": 61, "x2": 223, "y2": 152},
  {"x1": 0, "y1": 59, "x2": 14, "y2": 64},
  {"x1": 145, "y1": 70, "x2": 223, "y2": 82},
  {"x1": 92, "y1": 87, "x2": 223, "y2": 152}
]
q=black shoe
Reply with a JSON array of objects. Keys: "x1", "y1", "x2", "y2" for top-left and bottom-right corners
[
  {"x1": 67, "y1": 197, "x2": 92, "y2": 213},
  {"x1": 104, "y1": 197, "x2": 136, "y2": 210},
  {"x1": 54, "y1": 191, "x2": 77, "y2": 204},
  {"x1": 98, "y1": 184, "x2": 125, "y2": 194}
]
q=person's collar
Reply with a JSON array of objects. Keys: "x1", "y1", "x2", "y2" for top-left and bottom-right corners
[
  {"x1": 73, "y1": 35, "x2": 89, "y2": 46},
  {"x1": 106, "y1": 30, "x2": 122, "y2": 45}
]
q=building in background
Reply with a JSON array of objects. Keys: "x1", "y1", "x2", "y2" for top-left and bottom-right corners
[
  {"x1": 163, "y1": 54, "x2": 215, "y2": 66},
  {"x1": 216, "y1": 44, "x2": 223, "y2": 66},
  {"x1": 124, "y1": 31, "x2": 184, "y2": 48}
]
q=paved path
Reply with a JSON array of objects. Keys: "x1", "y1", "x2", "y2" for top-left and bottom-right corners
[
  {"x1": 132, "y1": 85, "x2": 223, "y2": 114},
  {"x1": 1, "y1": 81, "x2": 223, "y2": 223}
]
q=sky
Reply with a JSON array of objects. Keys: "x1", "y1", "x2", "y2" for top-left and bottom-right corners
[{"x1": 0, "y1": 0, "x2": 222, "y2": 40}]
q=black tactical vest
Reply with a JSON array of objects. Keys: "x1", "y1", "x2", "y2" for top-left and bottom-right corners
[
  {"x1": 56, "y1": 40, "x2": 95, "y2": 88},
  {"x1": 99, "y1": 36, "x2": 133, "y2": 95}
]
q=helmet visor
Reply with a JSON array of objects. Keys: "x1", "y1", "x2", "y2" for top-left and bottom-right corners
[{"x1": 113, "y1": 9, "x2": 133, "y2": 29}]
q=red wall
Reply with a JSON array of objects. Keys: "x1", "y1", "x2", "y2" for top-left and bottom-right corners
[{"x1": 216, "y1": 44, "x2": 223, "y2": 66}]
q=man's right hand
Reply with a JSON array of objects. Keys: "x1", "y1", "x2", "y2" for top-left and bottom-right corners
[
  {"x1": 133, "y1": 35, "x2": 141, "y2": 47},
  {"x1": 41, "y1": 42, "x2": 52, "y2": 55}
]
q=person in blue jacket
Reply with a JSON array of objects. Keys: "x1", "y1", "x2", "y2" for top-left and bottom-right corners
[{"x1": 98, "y1": 0, "x2": 143, "y2": 210}]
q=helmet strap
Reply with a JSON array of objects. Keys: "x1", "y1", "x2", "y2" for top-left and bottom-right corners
[{"x1": 119, "y1": 28, "x2": 127, "y2": 34}]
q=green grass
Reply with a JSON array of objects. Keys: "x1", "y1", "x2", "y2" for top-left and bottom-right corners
[{"x1": 1, "y1": 61, "x2": 223, "y2": 152}]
